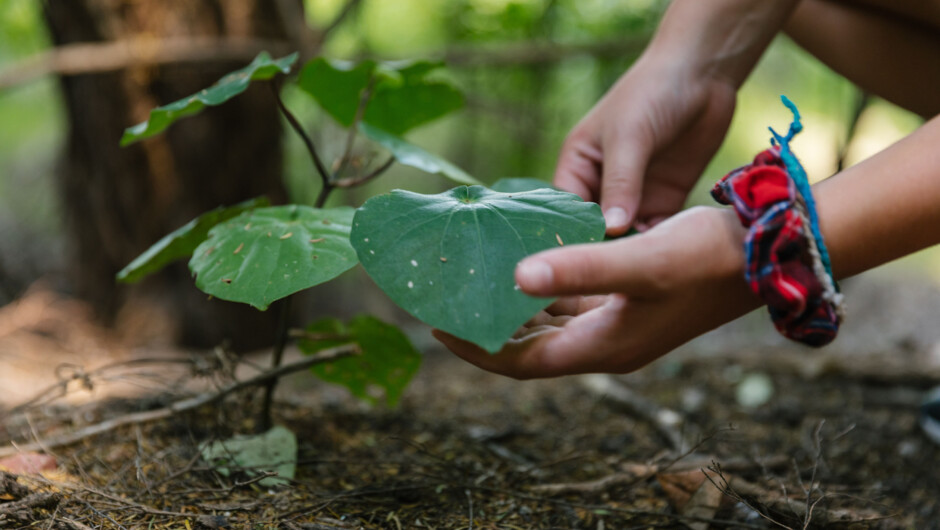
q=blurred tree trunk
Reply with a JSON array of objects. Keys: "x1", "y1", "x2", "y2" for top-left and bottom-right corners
[{"x1": 42, "y1": 0, "x2": 296, "y2": 349}]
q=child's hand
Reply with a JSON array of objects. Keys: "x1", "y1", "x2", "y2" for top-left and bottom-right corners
[
  {"x1": 433, "y1": 207, "x2": 760, "y2": 379},
  {"x1": 553, "y1": 55, "x2": 736, "y2": 235}
]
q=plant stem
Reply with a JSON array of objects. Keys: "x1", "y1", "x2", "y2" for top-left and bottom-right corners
[
  {"x1": 259, "y1": 296, "x2": 292, "y2": 432},
  {"x1": 270, "y1": 81, "x2": 331, "y2": 194},
  {"x1": 314, "y1": 182, "x2": 333, "y2": 208},
  {"x1": 334, "y1": 155, "x2": 395, "y2": 188}
]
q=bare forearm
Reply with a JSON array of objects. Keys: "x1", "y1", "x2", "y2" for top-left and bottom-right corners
[
  {"x1": 786, "y1": 0, "x2": 940, "y2": 117},
  {"x1": 647, "y1": 0, "x2": 800, "y2": 85},
  {"x1": 816, "y1": 115, "x2": 940, "y2": 279}
]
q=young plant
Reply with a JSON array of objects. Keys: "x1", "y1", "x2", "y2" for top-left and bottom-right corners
[{"x1": 116, "y1": 51, "x2": 604, "y2": 427}]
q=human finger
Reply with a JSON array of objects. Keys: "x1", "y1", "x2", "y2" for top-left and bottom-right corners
[
  {"x1": 552, "y1": 129, "x2": 603, "y2": 202},
  {"x1": 515, "y1": 236, "x2": 669, "y2": 298},
  {"x1": 598, "y1": 125, "x2": 653, "y2": 236}
]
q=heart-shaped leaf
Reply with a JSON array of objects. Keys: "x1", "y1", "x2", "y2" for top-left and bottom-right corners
[
  {"x1": 117, "y1": 197, "x2": 269, "y2": 284},
  {"x1": 189, "y1": 205, "x2": 358, "y2": 310},
  {"x1": 298, "y1": 316, "x2": 422, "y2": 407},
  {"x1": 121, "y1": 51, "x2": 298, "y2": 146},
  {"x1": 490, "y1": 177, "x2": 557, "y2": 193},
  {"x1": 351, "y1": 186, "x2": 605, "y2": 352},
  {"x1": 297, "y1": 58, "x2": 464, "y2": 135},
  {"x1": 360, "y1": 123, "x2": 481, "y2": 186}
]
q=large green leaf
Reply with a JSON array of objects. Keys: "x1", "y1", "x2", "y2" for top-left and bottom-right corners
[
  {"x1": 201, "y1": 425, "x2": 296, "y2": 487},
  {"x1": 189, "y1": 205, "x2": 358, "y2": 310},
  {"x1": 297, "y1": 58, "x2": 464, "y2": 135},
  {"x1": 366, "y1": 60, "x2": 465, "y2": 135},
  {"x1": 121, "y1": 51, "x2": 298, "y2": 146},
  {"x1": 360, "y1": 123, "x2": 481, "y2": 186},
  {"x1": 351, "y1": 186, "x2": 605, "y2": 352},
  {"x1": 298, "y1": 316, "x2": 422, "y2": 407},
  {"x1": 116, "y1": 197, "x2": 269, "y2": 284}
]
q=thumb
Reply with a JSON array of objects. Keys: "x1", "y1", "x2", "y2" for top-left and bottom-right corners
[
  {"x1": 599, "y1": 129, "x2": 652, "y2": 236},
  {"x1": 516, "y1": 237, "x2": 663, "y2": 297}
]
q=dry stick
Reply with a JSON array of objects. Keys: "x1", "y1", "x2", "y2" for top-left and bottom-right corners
[
  {"x1": 580, "y1": 374, "x2": 687, "y2": 452},
  {"x1": 530, "y1": 454, "x2": 792, "y2": 496},
  {"x1": 0, "y1": 37, "x2": 291, "y2": 90},
  {"x1": 468, "y1": 484, "x2": 765, "y2": 530},
  {"x1": 0, "y1": 344, "x2": 359, "y2": 458},
  {"x1": 0, "y1": 491, "x2": 62, "y2": 515},
  {"x1": 9, "y1": 357, "x2": 199, "y2": 416},
  {"x1": 1, "y1": 33, "x2": 648, "y2": 94}
]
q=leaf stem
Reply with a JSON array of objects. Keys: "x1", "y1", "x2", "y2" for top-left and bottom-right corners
[
  {"x1": 260, "y1": 296, "x2": 292, "y2": 432},
  {"x1": 270, "y1": 81, "x2": 331, "y2": 194},
  {"x1": 334, "y1": 155, "x2": 395, "y2": 188}
]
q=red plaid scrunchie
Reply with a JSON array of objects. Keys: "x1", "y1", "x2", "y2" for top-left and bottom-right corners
[{"x1": 711, "y1": 147, "x2": 842, "y2": 346}]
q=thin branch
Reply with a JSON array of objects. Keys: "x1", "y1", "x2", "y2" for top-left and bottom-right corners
[
  {"x1": 0, "y1": 344, "x2": 360, "y2": 458},
  {"x1": 9, "y1": 357, "x2": 199, "y2": 416},
  {"x1": 314, "y1": 0, "x2": 364, "y2": 47},
  {"x1": 1, "y1": 33, "x2": 649, "y2": 92},
  {"x1": 0, "y1": 37, "x2": 291, "y2": 90},
  {"x1": 333, "y1": 156, "x2": 395, "y2": 189},
  {"x1": 270, "y1": 82, "x2": 332, "y2": 195}
]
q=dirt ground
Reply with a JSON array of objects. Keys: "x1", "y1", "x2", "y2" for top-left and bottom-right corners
[{"x1": 1, "y1": 270, "x2": 939, "y2": 529}]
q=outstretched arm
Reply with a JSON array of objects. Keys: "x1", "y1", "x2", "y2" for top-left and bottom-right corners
[{"x1": 436, "y1": 114, "x2": 940, "y2": 379}]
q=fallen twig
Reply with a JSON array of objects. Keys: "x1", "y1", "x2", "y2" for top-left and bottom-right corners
[
  {"x1": 0, "y1": 344, "x2": 360, "y2": 457},
  {"x1": 0, "y1": 37, "x2": 292, "y2": 90},
  {"x1": 580, "y1": 374, "x2": 688, "y2": 451},
  {"x1": 530, "y1": 454, "x2": 790, "y2": 496}
]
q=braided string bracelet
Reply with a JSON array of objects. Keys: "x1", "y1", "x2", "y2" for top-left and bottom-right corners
[{"x1": 711, "y1": 96, "x2": 844, "y2": 346}]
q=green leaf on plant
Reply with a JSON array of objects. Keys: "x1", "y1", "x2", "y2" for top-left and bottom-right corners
[
  {"x1": 297, "y1": 58, "x2": 464, "y2": 135},
  {"x1": 351, "y1": 186, "x2": 605, "y2": 353},
  {"x1": 189, "y1": 205, "x2": 358, "y2": 310},
  {"x1": 360, "y1": 123, "x2": 481, "y2": 186},
  {"x1": 297, "y1": 57, "x2": 374, "y2": 129},
  {"x1": 298, "y1": 316, "x2": 422, "y2": 407},
  {"x1": 116, "y1": 197, "x2": 270, "y2": 284},
  {"x1": 490, "y1": 177, "x2": 557, "y2": 193},
  {"x1": 121, "y1": 51, "x2": 298, "y2": 146},
  {"x1": 201, "y1": 425, "x2": 297, "y2": 487}
]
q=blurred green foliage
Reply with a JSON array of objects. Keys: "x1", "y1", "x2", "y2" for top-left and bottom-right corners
[{"x1": 0, "y1": 0, "x2": 60, "y2": 231}]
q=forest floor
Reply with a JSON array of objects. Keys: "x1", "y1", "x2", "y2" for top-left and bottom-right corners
[{"x1": 1, "y1": 272, "x2": 939, "y2": 529}]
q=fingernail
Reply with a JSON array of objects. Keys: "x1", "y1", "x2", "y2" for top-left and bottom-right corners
[
  {"x1": 604, "y1": 207, "x2": 628, "y2": 231},
  {"x1": 517, "y1": 259, "x2": 553, "y2": 294}
]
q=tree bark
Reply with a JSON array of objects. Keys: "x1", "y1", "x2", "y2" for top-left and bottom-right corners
[{"x1": 43, "y1": 0, "x2": 296, "y2": 349}]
